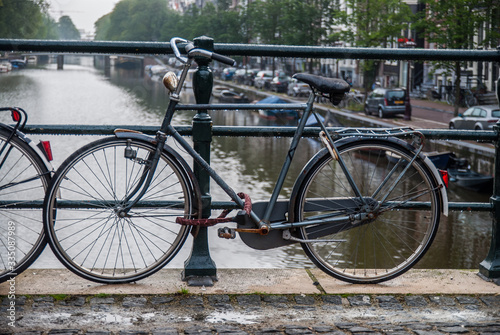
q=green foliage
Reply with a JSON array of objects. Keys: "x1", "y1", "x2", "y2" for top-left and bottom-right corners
[
  {"x1": 417, "y1": 0, "x2": 500, "y2": 115},
  {"x1": 177, "y1": 287, "x2": 190, "y2": 295},
  {"x1": 58, "y1": 16, "x2": 80, "y2": 40},
  {"x1": 339, "y1": 0, "x2": 413, "y2": 47},
  {"x1": 337, "y1": 0, "x2": 413, "y2": 92},
  {"x1": 0, "y1": 0, "x2": 55, "y2": 39},
  {"x1": 419, "y1": 0, "x2": 500, "y2": 49}
]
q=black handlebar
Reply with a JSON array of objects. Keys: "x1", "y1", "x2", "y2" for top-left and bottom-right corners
[
  {"x1": 170, "y1": 37, "x2": 236, "y2": 66},
  {"x1": 211, "y1": 52, "x2": 236, "y2": 66}
]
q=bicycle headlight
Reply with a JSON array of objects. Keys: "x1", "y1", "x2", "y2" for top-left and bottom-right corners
[{"x1": 163, "y1": 71, "x2": 178, "y2": 93}]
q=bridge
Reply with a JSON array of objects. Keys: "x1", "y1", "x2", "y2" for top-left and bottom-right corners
[{"x1": 0, "y1": 38, "x2": 499, "y2": 286}]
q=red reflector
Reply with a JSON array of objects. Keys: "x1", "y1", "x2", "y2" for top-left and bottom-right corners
[
  {"x1": 439, "y1": 169, "x2": 449, "y2": 188},
  {"x1": 39, "y1": 140, "x2": 53, "y2": 161},
  {"x1": 11, "y1": 110, "x2": 21, "y2": 122}
]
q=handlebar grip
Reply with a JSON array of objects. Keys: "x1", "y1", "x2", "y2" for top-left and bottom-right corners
[{"x1": 211, "y1": 52, "x2": 236, "y2": 66}]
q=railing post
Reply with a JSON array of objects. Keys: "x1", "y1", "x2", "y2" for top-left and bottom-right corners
[
  {"x1": 57, "y1": 55, "x2": 64, "y2": 70},
  {"x1": 182, "y1": 36, "x2": 217, "y2": 286},
  {"x1": 479, "y1": 75, "x2": 500, "y2": 284}
]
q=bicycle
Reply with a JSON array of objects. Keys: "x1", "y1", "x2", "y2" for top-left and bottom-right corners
[
  {"x1": 0, "y1": 107, "x2": 53, "y2": 283},
  {"x1": 447, "y1": 88, "x2": 478, "y2": 108},
  {"x1": 337, "y1": 89, "x2": 363, "y2": 108},
  {"x1": 43, "y1": 38, "x2": 448, "y2": 285}
]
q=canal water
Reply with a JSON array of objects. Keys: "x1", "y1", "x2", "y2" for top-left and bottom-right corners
[{"x1": 0, "y1": 56, "x2": 492, "y2": 271}]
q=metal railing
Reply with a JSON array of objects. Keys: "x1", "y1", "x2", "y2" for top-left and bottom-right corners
[{"x1": 1, "y1": 37, "x2": 500, "y2": 284}]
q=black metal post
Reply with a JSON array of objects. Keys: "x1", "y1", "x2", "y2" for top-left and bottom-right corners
[
  {"x1": 182, "y1": 36, "x2": 217, "y2": 286},
  {"x1": 479, "y1": 74, "x2": 500, "y2": 284}
]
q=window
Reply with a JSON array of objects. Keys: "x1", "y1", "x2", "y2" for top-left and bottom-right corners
[
  {"x1": 471, "y1": 108, "x2": 482, "y2": 117},
  {"x1": 387, "y1": 91, "x2": 405, "y2": 101},
  {"x1": 463, "y1": 108, "x2": 474, "y2": 117}
]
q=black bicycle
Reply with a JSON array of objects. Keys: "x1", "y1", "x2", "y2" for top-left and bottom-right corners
[
  {"x1": 43, "y1": 38, "x2": 448, "y2": 285},
  {"x1": 0, "y1": 107, "x2": 53, "y2": 283}
]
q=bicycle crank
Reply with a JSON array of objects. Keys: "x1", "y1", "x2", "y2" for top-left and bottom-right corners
[{"x1": 218, "y1": 226, "x2": 271, "y2": 239}]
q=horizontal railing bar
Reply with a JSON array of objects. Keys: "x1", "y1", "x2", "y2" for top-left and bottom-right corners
[
  {"x1": 216, "y1": 44, "x2": 500, "y2": 62},
  {"x1": 22, "y1": 124, "x2": 499, "y2": 141},
  {"x1": 2, "y1": 200, "x2": 491, "y2": 212},
  {"x1": 176, "y1": 103, "x2": 307, "y2": 110},
  {"x1": 1, "y1": 39, "x2": 499, "y2": 62}
]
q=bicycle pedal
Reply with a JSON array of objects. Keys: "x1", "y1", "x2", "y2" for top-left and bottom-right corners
[{"x1": 218, "y1": 227, "x2": 236, "y2": 239}]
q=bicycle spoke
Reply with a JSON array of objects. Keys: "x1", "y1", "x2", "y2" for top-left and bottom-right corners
[
  {"x1": 296, "y1": 140, "x2": 440, "y2": 284},
  {"x1": 45, "y1": 138, "x2": 193, "y2": 283}
]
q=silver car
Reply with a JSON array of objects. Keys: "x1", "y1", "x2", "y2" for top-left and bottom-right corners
[
  {"x1": 449, "y1": 105, "x2": 500, "y2": 130},
  {"x1": 287, "y1": 78, "x2": 310, "y2": 97}
]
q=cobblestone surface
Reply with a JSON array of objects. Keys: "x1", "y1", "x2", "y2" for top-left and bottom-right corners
[{"x1": 1, "y1": 294, "x2": 499, "y2": 334}]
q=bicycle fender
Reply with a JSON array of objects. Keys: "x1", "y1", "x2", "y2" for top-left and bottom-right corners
[
  {"x1": 421, "y1": 154, "x2": 449, "y2": 217},
  {"x1": 0, "y1": 123, "x2": 54, "y2": 172}
]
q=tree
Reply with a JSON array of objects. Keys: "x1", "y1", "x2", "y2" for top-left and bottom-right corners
[
  {"x1": 95, "y1": 0, "x2": 182, "y2": 41},
  {"x1": 338, "y1": 0, "x2": 413, "y2": 93},
  {"x1": 0, "y1": 0, "x2": 54, "y2": 38},
  {"x1": 94, "y1": 14, "x2": 112, "y2": 41},
  {"x1": 58, "y1": 15, "x2": 80, "y2": 40},
  {"x1": 419, "y1": 0, "x2": 500, "y2": 115}
]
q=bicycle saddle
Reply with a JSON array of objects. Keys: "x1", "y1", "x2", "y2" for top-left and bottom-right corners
[{"x1": 293, "y1": 73, "x2": 350, "y2": 105}]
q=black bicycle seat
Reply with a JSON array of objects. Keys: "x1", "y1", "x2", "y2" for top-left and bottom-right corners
[{"x1": 293, "y1": 73, "x2": 350, "y2": 105}]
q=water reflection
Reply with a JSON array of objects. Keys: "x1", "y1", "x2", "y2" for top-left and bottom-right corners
[{"x1": 0, "y1": 58, "x2": 492, "y2": 270}]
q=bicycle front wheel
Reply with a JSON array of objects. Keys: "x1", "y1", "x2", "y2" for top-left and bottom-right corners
[
  {"x1": 44, "y1": 137, "x2": 197, "y2": 284},
  {"x1": 0, "y1": 128, "x2": 51, "y2": 283},
  {"x1": 292, "y1": 139, "x2": 441, "y2": 284}
]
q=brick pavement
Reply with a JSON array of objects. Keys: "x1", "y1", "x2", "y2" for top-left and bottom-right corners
[{"x1": 1, "y1": 293, "x2": 500, "y2": 334}]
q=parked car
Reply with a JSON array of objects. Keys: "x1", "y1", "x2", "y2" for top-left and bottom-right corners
[
  {"x1": 232, "y1": 69, "x2": 247, "y2": 84},
  {"x1": 287, "y1": 78, "x2": 310, "y2": 97},
  {"x1": 269, "y1": 76, "x2": 291, "y2": 93},
  {"x1": 221, "y1": 67, "x2": 236, "y2": 81},
  {"x1": 254, "y1": 70, "x2": 274, "y2": 89},
  {"x1": 243, "y1": 69, "x2": 260, "y2": 86},
  {"x1": 449, "y1": 105, "x2": 500, "y2": 130},
  {"x1": 364, "y1": 88, "x2": 409, "y2": 118}
]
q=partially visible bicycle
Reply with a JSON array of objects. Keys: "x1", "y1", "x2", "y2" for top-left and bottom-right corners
[
  {"x1": 337, "y1": 89, "x2": 363, "y2": 108},
  {"x1": 43, "y1": 38, "x2": 448, "y2": 285},
  {"x1": 0, "y1": 107, "x2": 53, "y2": 283},
  {"x1": 446, "y1": 88, "x2": 477, "y2": 108}
]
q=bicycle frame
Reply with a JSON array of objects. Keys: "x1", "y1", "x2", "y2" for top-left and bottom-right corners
[{"x1": 120, "y1": 55, "x2": 441, "y2": 235}]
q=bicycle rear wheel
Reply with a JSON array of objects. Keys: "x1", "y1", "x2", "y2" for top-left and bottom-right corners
[
  {"x1": 292, "y1": 138, "x2": 441, "y2": 284},
  {"x1": 44, "y1": 137, "x2": 197, "y2": 284},
  {"x1": 0, "y1": 128, "x2": 51, "y2": 283}
]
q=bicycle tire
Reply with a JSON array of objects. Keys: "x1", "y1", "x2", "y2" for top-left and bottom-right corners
[
  {"x1": 44, "y1": 137, "x2": 198, "y2": 284},
  {"x1": 291, "y1": 138, "x2": 441, "y2": 284},
  {"x1": 0, "y1": 128, "x2": 51, "y2": 283}
]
